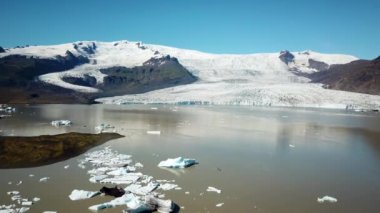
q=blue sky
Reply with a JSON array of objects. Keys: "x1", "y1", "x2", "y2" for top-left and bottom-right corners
[{"x1": 0, "y1": 0, "x2": 379, "y2": 59}]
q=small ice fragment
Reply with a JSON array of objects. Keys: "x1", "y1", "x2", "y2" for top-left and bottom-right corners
[
  {"x1": 151, "y1": 107, "x2": 158, "y2": 110},
  {"x1": 207, "y1": 186, "x2": 222, "y2": 194},
  {"x1": 18, "y1": 207, "x2": 30, "y2": 213},
  {"x1": 51, "y1": 120, "x2": 72, "y2": 127},
  {"x1": 147, "y1": 130, "x2": 161, "y2": 135},
  {"x1": 21, "y1": 201, "x2": 32, "y2": 206},
  {"x1": 95, "y1": 123, "x2": 115, "y2": 133},
  {"x1": 317, "y1": 195, "x2": 338, "y2": 203},
  {"x1": 33, "y1": 197, "x2": 40, "y2": 202},
  {"x1": 158, "y1": 157, "x2": 198, "y2": 169},
  {"x1": 159, "y1": 183, "x2": 178, "y2": 191},
  {"x1": 8, "y1": 181, "x2": 12, "y2": 185},
  {"x1": 69, "y1": 189, "x2": 101, "y2": 201},
  {"x1": 39, "y1": 177, "x2": 50, "y2": 182},
  {"x1": 289, "y1": 144, "x2": 295, "y2": 148},
  {"x1": 89, "y1": 175, "x2": 108, "y2": 183},
  {"x1": 29, "y1": 174, "x2": 34, "y2": 177},
  {"x1": 43, "y1": 212, "x2": 57, "y2": 213},
  {"x1": 7, "y1": 191, "x2": 19, "y2": 195},
  {"x1": 174, "y1": 187, "x2": 182, "y2": 190},
  {"x1": 185, "y1": 191, "x2": 190, "y2": 195},
  {"x1": 16, "y1": 181, "x2": 22, "y2": 185},
  {"x1": 135, "y1": 162, "x2": 144, "y2": 168},
  {"x1": 216, "y1": 203, "x2": 224, "y2": 207},
  {"x1": 64, "y1": 165, "x2": 70, "y2": 169}
]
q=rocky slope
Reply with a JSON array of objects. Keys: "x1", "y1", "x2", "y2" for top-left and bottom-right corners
[{"x1": 309, "y1": 56, "x2": 380, "y2": 95}]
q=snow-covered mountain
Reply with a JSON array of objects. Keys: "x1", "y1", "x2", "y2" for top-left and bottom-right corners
[{"x1": 1, "y1": 40, "x2": 379, "y2": 109}]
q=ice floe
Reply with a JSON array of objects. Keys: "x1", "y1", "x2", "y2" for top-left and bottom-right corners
[
  {"x1": 51, "y1": 120, "x2": 72, "y2": 127},
  {"x1": 317, "y1": 195, "x2": 338, "y2": 203},
  {"x1": 158, "y1": 157, "x2": 198, "y2": 169}
]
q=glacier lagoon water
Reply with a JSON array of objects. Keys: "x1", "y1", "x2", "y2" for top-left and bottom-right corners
[{"x1": 0, "y1": 104, "x2": 380, "y2": 212}]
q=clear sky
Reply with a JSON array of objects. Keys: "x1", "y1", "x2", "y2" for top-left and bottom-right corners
[{"x1": 0, "y1": 0, "x2": 379, "y2": 59}]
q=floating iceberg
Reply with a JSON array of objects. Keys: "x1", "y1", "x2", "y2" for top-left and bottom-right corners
[
  {"x1": 317, "y1": 195, "x2": 338, "y2": 203},
  {"x1": 69, "y1": 189, "x2": 101, "y2": 201},
  {"x1": 158, "y1": 157, "x2": 198, "y2": 169},
  {"x1": 51, "y1": 120, "x2": 72, "y2": 127}
]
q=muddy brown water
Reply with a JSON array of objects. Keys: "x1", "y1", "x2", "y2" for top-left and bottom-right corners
[{"x1": 0, "y1": 104, "x2": 380, "y2": 213}]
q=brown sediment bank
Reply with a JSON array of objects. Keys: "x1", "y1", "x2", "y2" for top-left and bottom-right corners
[{"x1": 0, "y1": 132, "x2": 123, "y2": 168}]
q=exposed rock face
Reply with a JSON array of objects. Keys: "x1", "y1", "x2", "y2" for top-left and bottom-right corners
[
  {"x1": 308, "y1": 59, "x2": 329, "y2": 71},
  {"x1": 73, "y1": 42, "x2": 97, "y2": 55},
  {"x1": 0, "y1": 46, "x2": 5, "y2": 53},
  {"x1": 99, "y1": 55, "x2": 197, "y2": 96},
  {"x1": 279, "y1": 50, "x2": 295, "y2": 64},
  {"x1": 62, "y1": 75, "x2": 97, "y2": 87},
  {"x1": 0, "y1": 51, "x2": 89, "y2": 86},
  {"x1": 309, "y1": 57, "x2": 380, "y2": 95},
  {"x1": 0, "y1": 51, "x2": 91, "y2": 103}
]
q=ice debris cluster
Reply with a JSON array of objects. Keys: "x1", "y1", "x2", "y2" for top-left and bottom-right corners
[
  {"x1": 73, "y1": 147, "x2": 181, "y2": 212},
  {"x1": 0, "y1": 191, "x2": 40, "y2": 213}
]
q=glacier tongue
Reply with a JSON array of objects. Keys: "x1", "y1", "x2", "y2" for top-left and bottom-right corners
[{"x1": 96, "y1": 82, "x2": 380, "y2": 110}]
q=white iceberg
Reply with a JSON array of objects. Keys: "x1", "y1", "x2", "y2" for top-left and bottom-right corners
[
  {"x1": 69, "y1": 189, "x2": 101, "y2": 201},
  {"x1": 51, "y1": 120, "x2": 72, "y2": 127},
  {"x1": 158, "y1": 157, "x2": 198, "y2": 169},
  {"x1": 317, "y1": 195, "x2": 338, "y2": 203}
]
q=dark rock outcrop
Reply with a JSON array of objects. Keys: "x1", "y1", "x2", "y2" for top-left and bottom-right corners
[
  {"x1": 73, "y1": 42, "x2": 97, "y2": 55},
  {"x1": 279, "y1": 50, "x2": 295, "y2": 64},
  {"x1": 0, "y1": 46, "x2": 5, "y2": 53},
  {"x1": 0, "y1": 51, "x2": 91, "y2": 103},
  {"x1": 99, "y1": 55, "x2": 197, "y2": 96},
  {"x1": 62, "y1": 74, "x2": 97, "y2": 87},
  {"x1": 309, "y1": 56, "x2": 380, "y2": 95},
  {"x1": 0, "y1": 132, "x2": 123, "y2": 168},
  {"x1": 308, "y1": 59, "x2": 329, "y2": 71}
]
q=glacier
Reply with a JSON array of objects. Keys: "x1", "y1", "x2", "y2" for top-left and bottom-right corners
[{"x1": 1, "y1": 40, "x2": 379, "y2": 109}]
